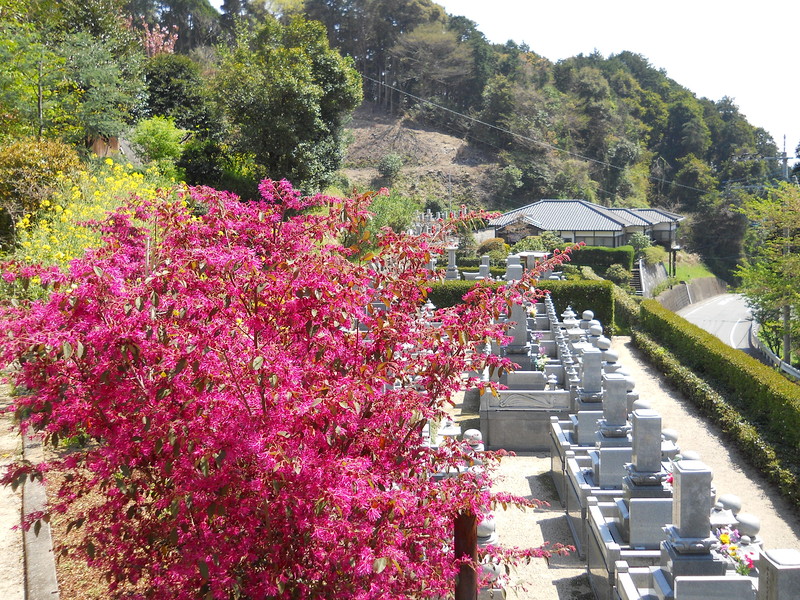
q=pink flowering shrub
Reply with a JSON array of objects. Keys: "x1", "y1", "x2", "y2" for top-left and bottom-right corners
[
  {"x1": 1, "y1": 180, "x2": 572, "y2": 599},
  {"x1": 127, "y1": 16, "x2": 179, "y2": 57}
]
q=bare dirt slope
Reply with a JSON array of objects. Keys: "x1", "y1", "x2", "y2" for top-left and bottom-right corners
[{"x1": 342, "y1": 104, "x2": 499, "y2": 207}]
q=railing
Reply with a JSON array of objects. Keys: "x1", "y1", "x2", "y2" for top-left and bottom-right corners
[{"x1": 748, "y1": 322, "x2": 800, "y2": 381}]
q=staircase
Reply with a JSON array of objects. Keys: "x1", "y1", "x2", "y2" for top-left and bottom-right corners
[{"x1": 629, "y1": 265, "x2": 643, "y2": 296}]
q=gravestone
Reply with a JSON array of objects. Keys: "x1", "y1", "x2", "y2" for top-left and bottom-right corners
[
  {"x1": 504, "y1": 254, "x2": 523, "y2": 281},
  {"x1": 576, "y1": 347, "x2": 604, "y2": 405},
  {"x1": 661, "y1": 460, "x2": 727, "y2": 585},
  {"x1": 478, "y1": 255, "x2": 491, "y2": 279},
  {"x1": 596, "y1": 373, "x2": 632, "y2": 446},
  {"x1": 444, "y1": 245, "x2": 459, "y2": 280}
]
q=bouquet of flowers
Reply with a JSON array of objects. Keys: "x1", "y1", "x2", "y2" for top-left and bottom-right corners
[{"x1": 715, "y1": 527, "x2": 756, "y2": 576}]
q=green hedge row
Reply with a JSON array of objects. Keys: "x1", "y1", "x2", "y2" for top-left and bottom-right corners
[
  {"x1": 612, "y1": 285, "x2": 641, "y2": 334},
  {"x1": 459, "y1": 267, "x2": 506, "y2": 278},
  {"x1": 632, "y1": 330, "x2": 800, "y2": 507},
  {"x1": 458, "y1": 257, "x2": 482, "y2": 268},
  {"x1": 638, "y1": 299, "x2": 800, "y2": 449},
  {"x1": 427, "y1": 279, "x2": 615, "y2": 331},
  {"x1": 569, "y1": 245, "x2": 635, "y2": 271}
]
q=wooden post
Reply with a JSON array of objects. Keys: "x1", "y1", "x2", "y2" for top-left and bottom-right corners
[{"x1": 454, "y1": 512, "x2": 477, "y2": 600}]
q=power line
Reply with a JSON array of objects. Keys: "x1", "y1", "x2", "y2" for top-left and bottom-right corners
[{"x1": 360, "y1": 73, "x2": 719, "y2": 197}]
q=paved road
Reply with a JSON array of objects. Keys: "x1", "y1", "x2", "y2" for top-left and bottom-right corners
[{"x1": 676, "y1": 293, "x2": 752, "y2": 351}]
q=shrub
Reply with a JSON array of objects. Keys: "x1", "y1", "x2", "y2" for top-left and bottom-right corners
[
  {"x1": 570, "y1": 245, "x2": 634, "y2": 271},
  {"x1": 477, "y1": 237, "x2": 507, "y2": 256},
  {"x1": 629, "y1": 232, "x2": 652, "y2": 257},
  {"x1": 458, "y1": 257, "x2": 482, "y2": 268},
  {"x1": 377, "y1": 153, "x2": 403, "y2": 180},
  {"x1": 1, "y1": 182, "x2": 561, "y2": 597},
  {"x1": 545, "y1": 279, "x2": 615, "y2": 332},
  {"x1": 487, "y1": 247, "x2": 509, "y2": 265},
  {"x1": 613, "y1": 285, "x2": 640, "y2": 332},
  {"x1": 11, "y1": 159, "x2": 172, "y2": 273},
  {"x1": 509, "y1": 231, "x2": 563, "y2": 254},
  {"x1": 642, "y1": 245, "x2": 667, "y2": 266},
  {"x1": 0, "y1": 138, "x2": 82, "y2": 246},
  {"x1": 130, "y1": 116, "x2": 188, "y2": 177},
  {"x1": 604, "y1": 263, "x2": 632, "y2": 285},
  {"x1": 178, "y1": 137, "x2": 225, "y2": 187},
  {"x1": 429, "y1": 278, "x2": 615, "y2": 332}
]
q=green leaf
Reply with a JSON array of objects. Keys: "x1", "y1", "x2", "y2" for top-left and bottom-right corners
[
  {"x1": 372, "y1": 557, "x2": 388, "y2": 574},
  {"x1": 92, "y1": 266, "x2": 103, "y2": 278},
  {"x1": 251, "y1": 356, "x2": 264, "y2": 371},
  {"x1": 198, "y1": 560, "x2": 209, "y2": 580},
  {"x1": 62, "y1": 341, "x2": 73, "y2": 360},
  {"x1": 172, "y1": 358, "x2": 187, "y2": 377}
]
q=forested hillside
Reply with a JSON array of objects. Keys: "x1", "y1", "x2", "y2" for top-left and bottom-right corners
[
  {"x1": 1, "y1": 0, "x2": 796, "y2": 279},
  {"x1": 305, "y1": 0, "x2": 791, "y2": 278}
]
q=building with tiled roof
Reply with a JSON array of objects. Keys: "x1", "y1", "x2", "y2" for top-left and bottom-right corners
[{"x1": 487, "y1": 199, "x2": 683, "y2": 248}]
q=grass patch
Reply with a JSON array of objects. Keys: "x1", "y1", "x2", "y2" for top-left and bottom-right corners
[{"x1": 674, "y1": 251, "x2": 715, "y2": 281}]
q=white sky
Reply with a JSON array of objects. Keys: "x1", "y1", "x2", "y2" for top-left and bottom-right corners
[{"x1": 435, "y1": 0, "x2": 799, "y2": 166}]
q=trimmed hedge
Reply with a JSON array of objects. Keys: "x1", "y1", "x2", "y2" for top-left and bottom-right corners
[
  {"x1": 570, "y1": 245, "x2": 635, "y2": 271},
  {"x1": 457, "y1": 257, "x2": 482, "y2": 268},
  {"x1": 612, "y1": 286, "x2": 641, "y2": 334},
  {"x1": 427, "y1": 279, "x2": 615, "y2": 331},
  {"x1": 632, "y1": 330, "x2": 800, "y2": 507},
  {"x1": 638, "y1": 299, "x2": 800, "y2": 449},
  {"x1": 545, "y1": 279, "x2": 614, "y2": 330}
]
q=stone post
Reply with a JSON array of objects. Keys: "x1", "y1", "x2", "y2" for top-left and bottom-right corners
[
  {"x1": 504, "y1": 254, "x2": 523, "y2": 281},
  {"x1": 759, "y1": 549, "x2": 800, "y2": 600}
]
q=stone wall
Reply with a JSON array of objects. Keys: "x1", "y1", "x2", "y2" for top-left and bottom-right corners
[
  {"x1": 639, "y1": 261, "x2": 667, "y2": 298},
  {"x1": 656, "y1": 277, "x2": 728, "y2": 312}
]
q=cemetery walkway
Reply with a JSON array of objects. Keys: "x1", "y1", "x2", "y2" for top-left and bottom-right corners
[
  {"x1": 451, "y1": 335, "x2": 800, "y2": 600},
  {"x1": 0, "y1": 384, "x2": 24, "y2": 600}
]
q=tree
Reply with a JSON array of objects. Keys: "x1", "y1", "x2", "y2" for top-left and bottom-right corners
[
  {"x1": 143, "y1": 53, "x2": 218, "y2": 134},
  {"x1": 628, "y1": 232, "x2": 652, "y2": 257},
  {"x1": 390, "y1": 23, "x2": 473, "y2": 106},
  {"x1": 661, "y1": 96, "x2": 711, "y2": 164},
  {"x1": 510, "y1": 231, "x2": 563, "y2": 253},
  {"x1": 688, "y1": 189, "x2": 747, "y2": 281},
  {"x1": 56, "y1": 32, "x2": 145, "y2": 144},
  {"x1": 0, "y1": 22, "x2": 64, "y2": 140},
  {"x1": 736, "y1": 182, "x2": 800, "y2": 360},
  {"x1": 213, "y1": 15, "x2": 362, "y2": 192},
  {"x1": 0, "y1": 180, "x2": 569, "y2": 598},
  {"x1": 155, "y1": 0, "x2": 221, "y2": 51},
  {"x1": 670, "y1": 153, "x2": 718, "y2": 211}
]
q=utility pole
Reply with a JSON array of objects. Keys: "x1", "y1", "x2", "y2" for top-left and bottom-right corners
[{"x1": 780, "y1": 139, "x2": 791, "y2": 364}]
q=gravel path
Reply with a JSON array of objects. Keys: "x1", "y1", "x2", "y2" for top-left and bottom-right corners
[
  {"x1": 463, "y1": 336, "x2": 800, "y2": 600},
  {"x1": 0, "y1": 385, "x2": 24, "y2": 600}
]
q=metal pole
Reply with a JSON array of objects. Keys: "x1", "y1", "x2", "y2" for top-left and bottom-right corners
[
  {"x1": 454, "y1": 512, "x2": 477, "y2": 600},
  {"x1": 782, "y1": 148, "x2": 791, "y2": 364}
]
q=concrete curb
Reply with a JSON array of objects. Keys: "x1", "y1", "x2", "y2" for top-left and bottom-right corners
[
  {"x1": 0, "y1": 393, "x2": 25, "y2": 600},
  {"x1": 22, "y1": 433, "x2": 60, "y2": 600}
]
